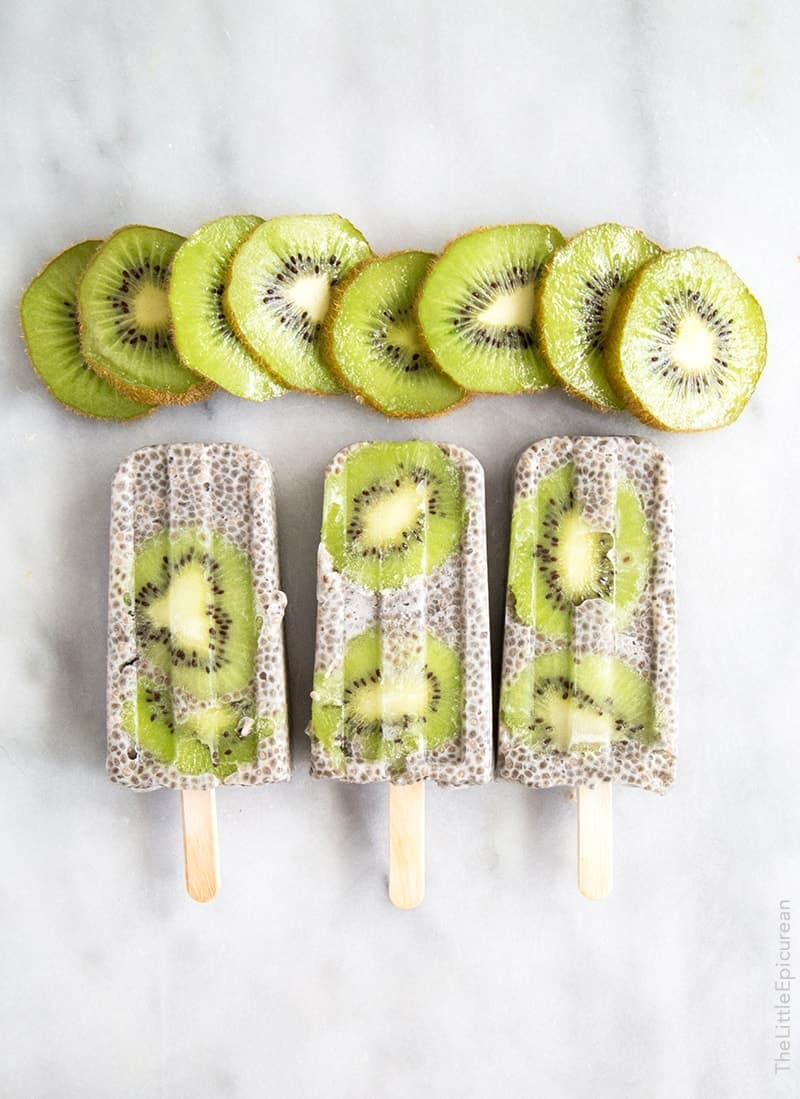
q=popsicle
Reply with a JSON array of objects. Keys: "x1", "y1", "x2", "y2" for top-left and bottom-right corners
[
  {"x1": 308, "y1": 440, "x2": 493, "y2": 907},
  {"x1": 107, "y1": 443, "x2": 290, "y2": 900},
  {"x1": 497, "y1": 436, "x2": 677, "y2": 898}
]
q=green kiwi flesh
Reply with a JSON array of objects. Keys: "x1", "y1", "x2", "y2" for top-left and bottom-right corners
[
  {"x1": 416, "y1": 223, "x2": 564, "y2": 393},
  {"x1": 133, "y1": 526, "x2": 258, "y2": 699},
  {"x1": 19, "y1": 241, "x2": 154, "y2": 421},
  {"x1": 169, "y1": 215, "x2": 284, "y2": 401},
  {"x1": 321, "y1": 440, "x2": 464, "y2": 590},
  {"x1": 508, "y1": 462, "x2": 651, "y2": 636},
  {"x1": 501, "y1": 650, "x2": 657, "y2": 752},
  {"x1": 78, "y1": 225, "x2": 214, "y2": 404},
  {"x1": 124, "y1": 678, "x2": 273, "y2": 779},
  {"x1": 225, "y1": 213, "x2": 373, "y2": 394},
  {"x1": 325, "y1": 251, "x2": 465, "y2": 417},
  {"x1": 608, "y1": 246, "x2": 767, "y2": 431},
  {"x1": 537, "y1": 223, "x2": 661, "y2": 410},
  {"x1": 311, "y1": 625, "x2": 463, "y2": 772}
]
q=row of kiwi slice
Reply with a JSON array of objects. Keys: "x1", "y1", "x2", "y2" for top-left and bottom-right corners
[{"x1": 20, "y1": 217, "x2": 766, "y2": 430}]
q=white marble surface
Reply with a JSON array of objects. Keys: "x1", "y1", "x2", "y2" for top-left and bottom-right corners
[{"x1": 2, "y1": 3, "x2": 799, "y2": 1096}]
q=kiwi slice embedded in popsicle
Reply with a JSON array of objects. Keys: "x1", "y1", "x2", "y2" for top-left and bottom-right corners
[
  {"x1": 225, "y1": 213, "x2": 373, "y2": 394},
  {"x1": 311, "y1": 625, "x2": 463, "y2": 772},
  {"x1": 501, "y1": 650, "x2": 657, "y2": 753},
  {"x1": 508, "y1": 461, "x2": 651, "y2": 636},
  {"x1": 133, "y1": 527, "x2": 257, "y2": 700},
  {"x1": 126, "y1": 679, "x2": 265, "y2": 779},
  {"x1": 536, "y1": 223, "x2": 662, "y2": 410},
  {"x1": 125, "y1": 678, "x2": 176, "y2": 763},
  {"x1": 321, "y1": 440, "x2": 465, "y2": 591},
  {"x1": 78, "y1": 224, "x2": 215, "y2": 405},
  {"x1": 416, "y1": 223, "x2": 564, "y2": 393},
  {"x1": 607, "y1": 246, "x2": 767, "y2": 431},
  {"x1": 19, "y1": 241, "x2": 155, "y2": 421},
  {"x1": 323, "y1": 250, "x2": 466, "y2": 418},
  {"x1": 169, "y1": 214, "x2": 284, "y2": 402}
]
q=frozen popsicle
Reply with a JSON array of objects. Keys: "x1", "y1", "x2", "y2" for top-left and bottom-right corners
[
  {"x1": 308, "y1": 440, "x2": 493, "y2": 907},
  {"x1": 498, "y1": 436, "x2": 677, "y2": 898},
  {"x1": 107, "y1": 443, "x2": 290, "y2": 900}
]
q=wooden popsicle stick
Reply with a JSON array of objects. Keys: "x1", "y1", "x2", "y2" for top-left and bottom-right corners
[
  {"x1": 577, "y1": 782, "x2": 612, "y2": 900},
  {"x1": 180, "y1": 789, "x2": 220, "y2": 903},
  {"x1": 389, "y1": 781, "x2": 425, "y2": 909}
]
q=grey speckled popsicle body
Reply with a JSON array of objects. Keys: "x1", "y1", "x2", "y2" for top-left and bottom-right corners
[
  {"x1": 308, "y1": 441, "x2": 493, "y2": 786},
  {"x1": 498, "y1": 435, "x2": 678, "y2": 793},
  {"x1": 107, "y1": 443, "x2": 291, "y2": 790}
]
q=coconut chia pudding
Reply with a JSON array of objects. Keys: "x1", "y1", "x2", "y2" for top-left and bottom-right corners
[
  {"x1": 107, "y1": 443, "x2": 291, "y2": 790},
  {"x1": 498, "y1": 435, "x2": 677, "y2": 794},
  {"x1": 308, "y1": 440, "x2": 493, "y2": 787}
]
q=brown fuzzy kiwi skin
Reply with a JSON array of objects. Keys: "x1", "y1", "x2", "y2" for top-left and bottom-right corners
[
  {"x1": 413, "y1": 224, "x2": 561, "y2": 397},
  {"x1": 165, "y1": 216, "x2": 286, "y2": 398},
  {"x1": 534, "y1": 226, "x2": 666, "y2": 414},
  {"x1": 78, "y1": 225, "x2": 216, "y2": 407},
  {"x1": 604, "y1": 251, "x2": 750, "y2": 434},
  {"x1": 222, "y1": 216, "x2": 352, "y2": 397},
  {"x1": 322, "y1": 251, "x2": 470, "y2": 419},
  {"x1": 19, "y1": 240, "x2": 157, "y2": 423},
  {"x1": 84, "y1": 353, "x2": 215, "y2": 406}
]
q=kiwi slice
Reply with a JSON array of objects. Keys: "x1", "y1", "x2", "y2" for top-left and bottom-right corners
[
  {"x1": 125, "y1": 679, "x2": 267, "y2": 779},
  {"x1": 311, "y1": 626, "x2": 463, "y2": 771},
  {"x1": 125, "y1": 679, "x2": 176, "y2": 763},
  {"x1": 509, "y1": 462, "x2": 651, "y2": 636},
  {"x1": 19, "y1": 241, "x2": 154, "y2": 421},
  {"x1": 78, "y1": 225, "x2": 215, "y2": 405},
  {"x1": 537, "y1": 223, "x2": 662, "y2": 410},
  {"x1": 324, "y1": 251, "x2": 465, "y2": 417},
  {"x1": 225, "y1": 213, "x2": 373, "y2": 394},
  {"x1": 501, "y1": 650, "x2": 656, "y2": 752},
  {"x1": 416, "y1": 223, "x2": 564, "y2": 393},
  {"x1": 321, "y1": 440, "x2": 464, "y2": 590},
  {"x1": 169, "y1": 215, "x2": 284, "y2": 401},
  {"x1": 607, "y1": 247, "x2": 767, "y2": 431},
  {"x1": 133, "y1": 527, "x2": 257, "y2": 699}
]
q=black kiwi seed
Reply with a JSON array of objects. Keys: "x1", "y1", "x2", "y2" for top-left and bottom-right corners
[{"x1": 582, "y1": 266, "x2": 622, "y2": 352}]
